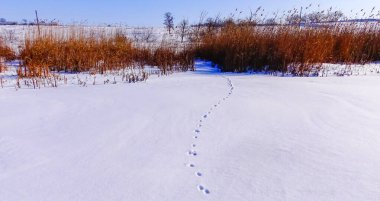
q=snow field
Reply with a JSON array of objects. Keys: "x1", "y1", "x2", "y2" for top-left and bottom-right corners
[{"x1": 1, "y1": 61, "x2": 380, "y2": 200}]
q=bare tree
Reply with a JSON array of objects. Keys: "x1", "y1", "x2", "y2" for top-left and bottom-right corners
[
  {"x1": 305, "y1": 10, "x2": 345, "y2": 23},
  {"x1": 141, "y1": 28, "x2": 156, "y2": 43},
  {"x1": 163, "y1": 12, "x2": 174, "y2": 34},
  {"x1": 286, "y1": 14, "x2": 306, "y2": 25},
  {"x1": 326, "y1": 10, "x2": 344, "y2": 22},
  {"x1": 177, "y1": 19, "x2": 189, "y2": 43},
  {"x1": 189, "y1": 11, "x2": 207, "y2": 43},
  {"x1": 306, "y1": 12, "x2": 324, "y2": 23},
  {"x1": 132, "y1": 27, "x2": 156, "y2": 43},
  {"x1": 131, "y1": 28, "x2": 140, "y2": 42}
]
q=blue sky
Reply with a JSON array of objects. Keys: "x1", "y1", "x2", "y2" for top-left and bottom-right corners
[{"x1": 0, "y1": 0, "x2": 379, "y2": 26}]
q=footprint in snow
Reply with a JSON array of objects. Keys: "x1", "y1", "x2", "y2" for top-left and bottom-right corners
[
  {"x1": 192, "y1": 144, "x2": 196, "y2": 147},
  {"x1": 196, "y1": 172, "x2": 202, "y2": 176},
  {"x1": 203, "y1": 115, "x2": 207, "y2": 118},
  {"x1": 188, "y1": 164, "x2": 195, "y2": 168},
  {"x1": 197, "y1": 185, "x2": 210, "y2": 195},
  {"x1": 188, "y1": 150, "x2": 197, "y2": 156}
]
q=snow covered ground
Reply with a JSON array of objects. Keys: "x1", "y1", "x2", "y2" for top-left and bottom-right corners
[{"x1": 1, "y1": 61, "x2": 380, "y2": 200}]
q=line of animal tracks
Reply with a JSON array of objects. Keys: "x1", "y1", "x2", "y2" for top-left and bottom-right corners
[{"x1": 185, "y1": 75, "x2": 234, "y2": 196}]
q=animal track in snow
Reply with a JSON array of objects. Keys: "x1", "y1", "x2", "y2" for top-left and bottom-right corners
[{"x1": 185, "y1": 75, "x2": 233, "y2": 196}]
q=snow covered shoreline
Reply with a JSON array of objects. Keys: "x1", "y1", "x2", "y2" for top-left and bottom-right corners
[{"x1": 1, "y1": 60, "x2": 380, "y2": 90}]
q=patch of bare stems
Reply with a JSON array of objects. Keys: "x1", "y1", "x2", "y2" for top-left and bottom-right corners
[
  {"x1": 194, "y1": 7, "x2": 380, "y2": 75},
  {"x1": 0, "y1": 38, "x2": 15, "y2": 73},
  {"x1": 18, "y1": 26, "x2": 194, "y2": 79}
]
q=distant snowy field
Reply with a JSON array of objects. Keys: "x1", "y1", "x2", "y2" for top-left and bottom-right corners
[{"x1": 1, "y1": 61, "x2": 380, "y2": 201}]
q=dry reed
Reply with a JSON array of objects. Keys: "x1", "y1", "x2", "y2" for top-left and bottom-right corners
[
  {"x1": 0, "y1": 38, "x2": 15, "y2": 72},
  {"x1": 195, "y1": 15, "x2": 380, "y2": 75}
]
